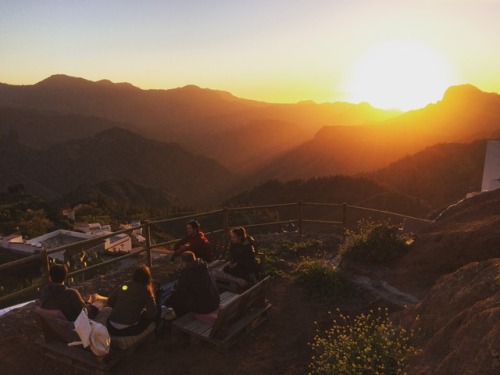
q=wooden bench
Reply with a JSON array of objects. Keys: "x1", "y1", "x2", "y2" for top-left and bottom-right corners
[
  {"x1": 36, "y1": 311, "x2": 155, "y2": 375},
  {"x1": 171, "y1": 276, "x2": 271, "y2": 352}
]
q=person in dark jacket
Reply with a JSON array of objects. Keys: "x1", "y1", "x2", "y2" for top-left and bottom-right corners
[
  {"x1": 106, "y1": 265, "x2": 157, "y2": 336},
  {"x1": 165, "y1": 251, "x2": 220, "y2": 320},
  {"x1": 171, "y1": 220, "x2": 213, "y2": 263},
  {"x1": 38, "y1": 264, "x2": 97, "y2": 321},
  {"x1": 223, "y1": 227, "x2": 258, "y2": 284}
]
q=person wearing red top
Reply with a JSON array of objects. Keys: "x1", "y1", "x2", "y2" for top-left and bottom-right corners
[{"x1": 171, "y1": 220, "x2": 213, "y2": 263}]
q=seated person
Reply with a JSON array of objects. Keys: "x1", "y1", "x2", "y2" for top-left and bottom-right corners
[
  {"x1": 164, "y1": 251, "x2": 220, "y2": 320},
  {"x1": 223, "y1": 227, "x2": 258, "y2": 284},
  {"x1": 171, "y1": 220, "x2": 213, "y2": 263},
  {"x1": 106, "y1": 265, "x2": 157, "y2": 336},
  {"x1": 37, "y1": 264, "x2": 98, "y2": 321}
]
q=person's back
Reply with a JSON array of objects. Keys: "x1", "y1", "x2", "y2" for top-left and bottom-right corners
[
  {"x1": 108, "y1": 282, "x2": 156, "y2": 325},
  {"x1": 166, "y1": 251, "x2": 220, "y2": 318},
  {"x1": 106, "y1": 265, "x2": 157, "y2": 336},
  {"x1": 39, "y1": 264, "x2": 91, "y2": 321}
]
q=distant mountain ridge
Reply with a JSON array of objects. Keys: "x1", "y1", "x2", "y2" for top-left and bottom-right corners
[
  {"x1": 61, "y1": 179, "x2": 179, "y2": 211},
  {"x1": 368, "y1": 140, "x2": 489, "y2": 208},
  {"x1": 253, "y1": 85, "x2": 500, "y2": 181},
  {"x1": 0, "y1": 107, "x2": 138, "y2": 149},
  {"x1": 225, "y1": 176, "x2": 430, "y2": 217},
  {"x1": 0, "y1": 74, "x2": 401, "y2": 171},
  {"x1": 0, "y1": 127, "x2": 240, "y2": 206}
]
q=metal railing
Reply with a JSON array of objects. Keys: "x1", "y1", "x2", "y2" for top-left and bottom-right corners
[{"x1": 0, "y1": 202, "x2": 431, "y2": 306}]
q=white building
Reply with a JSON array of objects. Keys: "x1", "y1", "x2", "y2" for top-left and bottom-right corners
[
  {"x1": 105, "y1": 233, "x2": 132, "y2": 254},
  {"x1": 26, "y1": 230, "x2": 95, "y2": 261},
  {"x1": 481, "y1": 141, "x2": 500, "y2": 192},
  {"x1": 74, "y1": 222, "x2": 112, "y2": 236}
]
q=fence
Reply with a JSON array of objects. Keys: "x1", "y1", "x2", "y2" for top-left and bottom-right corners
[{"x1": 0, "y1": 202, "x2": 431, "y2": 307}]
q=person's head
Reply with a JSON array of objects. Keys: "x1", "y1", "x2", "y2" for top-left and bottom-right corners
[
  {"x1": 180, "y1": 251, "x2": 196, "y2": 269},
  {"x1": 49, "y1": 264, "x2": 68, "y2": 284},
  {"x1": 186, "y1": 220, "x2": 200, "y2": 236},
  {"x1": 230, "y1": 227, "x2": 247, "y2": 244},
  {"x1": 132, "y1": 265, "x2": 152, "y2": 287}
]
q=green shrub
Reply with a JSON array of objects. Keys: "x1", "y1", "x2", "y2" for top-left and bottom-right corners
[
  {"x1": 340, "y1": 220, "x2": 410, "y2": 264},
  {"x1": 310, "y1": 308, "x2": 416, "y2": 375},
  {"x1": 294, "y1": 259, "x2": 358, "y2": 304},
  {"x1": 260, "y1": 240, "x2": 322, "y2": 277}
]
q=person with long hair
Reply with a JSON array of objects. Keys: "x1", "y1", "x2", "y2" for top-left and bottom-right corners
[
  {"x1": 106, "y1": 265, "x2": 157, "y2": 336},
  {"x1": 223, "y1": 227, "x2": 258, "y2": 284}
]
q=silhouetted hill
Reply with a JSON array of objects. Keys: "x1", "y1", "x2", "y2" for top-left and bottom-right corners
[
  {"x1": 0, "y1": 128, "x2": 240, "y2": 205},
  {"x1": 225, "y1": 176, "x2": 429, "y2": 217},
  {"x1": 192, "y1": 120, "x2": 308, "y2": 173},
  {"x1": 61, "y1": 179, "x2": 179, "y2": 212},
  {"x1": 0, "y1": 107, "x2": 137, "y2": 149},
  {"x1": 369, "y1": 140, "x2": 488, "y2": 209},
  {"x1": 0, "y1": 75, "x2": 400, "y2": 171},
  {"x1": 252, "y1": 86, "x2": 500, "y2": 181},
  {"x1": 252, "y1": 123, "x2": 434, "y2": 181},
  {"x1": 388, "y1": 84, "x2": 500, "y2": 141}
]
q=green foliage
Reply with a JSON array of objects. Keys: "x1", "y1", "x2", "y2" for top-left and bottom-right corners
[
  {"x1": 310, "y1": 308, "x2": 416, "y2": 375},
  {"x1": 294, "y1": 259, "x2": 358, "y2": 305},
  {"x1": 340, "y1": 220, "x2": 410, "y2": 264},
  {"x1": 0, "y1": 192, "x2": 57, "y2": 237},
  {"x1": 260, "y1": 240, "x2": 322, "y2": 277}
]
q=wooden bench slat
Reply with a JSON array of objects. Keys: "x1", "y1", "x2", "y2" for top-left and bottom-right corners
[
  {"x1": 211, "y1": 303, "x2": 272, "y2": 347},
  {"x1": 172, "y1": 276, "x2": 272, "y2": 350},
  {"x1": 36, "y1": 310, "x2": 155, "y2": 374}
]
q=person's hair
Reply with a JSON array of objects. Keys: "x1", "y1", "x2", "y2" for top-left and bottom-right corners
[
  {"x1": 49, "y1": 264, "x2": 68, "y2": 284},
  {"x1": 181, "y1": 251, "x2": 196, "y2": 264},
  {"x1": 187, "y1": 220, "x2": 200, "y2": 231},
  {"x1": 231, "y1": 227, "x2": 247, "y2": 241},
  {"x1": 133, "y1": 265, "x2": 153, "y2": 288}
]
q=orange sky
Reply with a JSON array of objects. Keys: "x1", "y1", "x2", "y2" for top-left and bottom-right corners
[{"x1": 1, "y1": 0, "x2": 500, "y2": 109}]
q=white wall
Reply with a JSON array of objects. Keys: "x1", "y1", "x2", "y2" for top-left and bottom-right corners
[{"x1": 482, "y1": 141, "x2": 500, "y2": 192}]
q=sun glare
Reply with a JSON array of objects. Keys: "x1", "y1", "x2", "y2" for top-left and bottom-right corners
[{"x1": 346, "y1": 41, "x2": 454, "y2": 110}]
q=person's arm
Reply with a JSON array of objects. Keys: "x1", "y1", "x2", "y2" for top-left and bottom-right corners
[
  {"x1": 106, "y1": 286, "x2": 120, "y2": 308},
  {"x1": 173, "y1": 236, "x2": 188, "y2": 252},
  {"x1": 69, "y1": 289, "x2": 87, "y2": 311}
]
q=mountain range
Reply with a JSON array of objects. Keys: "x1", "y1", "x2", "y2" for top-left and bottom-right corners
[
  {"x1": 0, "y1": 127, "x2": 239, "y2": 206},
  {"x1": 0, "y1": 75, "x2": 498, "y2": 213},
  {"x1": 0, "y1": 75, "x2": 400, "y2": 173},
  {"x1": 252, "y1": 85, "x2": 500, "y2": 181}
]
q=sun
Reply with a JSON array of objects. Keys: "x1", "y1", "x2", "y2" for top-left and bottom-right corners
[{"x1": 345, "y1": 41, "x2": 454, "y2": 110}]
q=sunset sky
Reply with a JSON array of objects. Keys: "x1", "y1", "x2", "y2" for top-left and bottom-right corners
[{"x1": 1, "y1": 0, "x2": 500, "y2": 109}]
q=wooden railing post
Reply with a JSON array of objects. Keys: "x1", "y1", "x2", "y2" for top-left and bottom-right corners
[
  {"x1": 342, "y1": 203, "x2": 347, "y2": 239},
  {"x1": 223, "y1": 207, "x2": 229, "y2": 238},
  {"x1": 41, "y1": 249, "x2": 50, "y2": 283},
  {"x1": 298, "y1": 201, "x2": 303, "y2": 237},
  {"x1": 144, "y1": 220, "x2": 152, "y2": 268}
]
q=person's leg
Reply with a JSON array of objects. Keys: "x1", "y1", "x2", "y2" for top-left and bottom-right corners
[
  {"x1": 166, "y1": 293, "x2": 189, "y2": 317},
  {"x1": 94, "y1": 307, "x2": 112, "y2": 325},
  {"x1": 106, "y1": 317, "x2": 153, "y2": 336}
]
